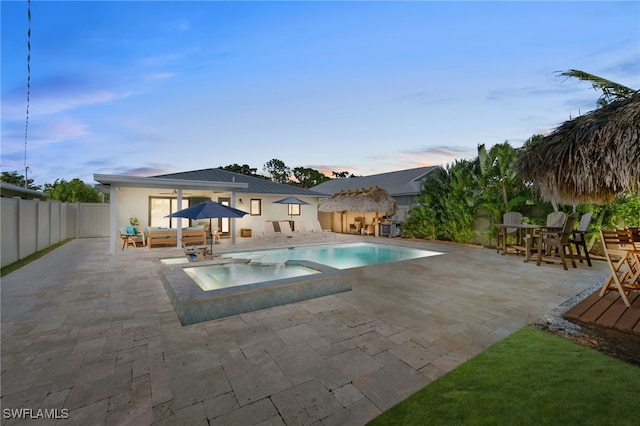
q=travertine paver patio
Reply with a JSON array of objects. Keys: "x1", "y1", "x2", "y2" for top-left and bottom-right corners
[{"x1": 1, "y1": 235, "x2": 608, "y2": 425}]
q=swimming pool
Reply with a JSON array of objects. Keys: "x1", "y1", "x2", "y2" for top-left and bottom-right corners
[
  {"x1": 222, "y1": 242, "x2": 441, "y2": 269},
  {"x1": 160, "y1": 242, "x2": 442, "y2": 325}
]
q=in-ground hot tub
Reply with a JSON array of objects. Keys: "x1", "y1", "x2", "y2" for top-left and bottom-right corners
[{"x1": 160, "y1": 258, "x2": 351, "y2": 326}]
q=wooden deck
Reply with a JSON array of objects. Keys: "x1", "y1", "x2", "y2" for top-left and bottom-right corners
[{"x1": 564, "y1": 289, "x2": 640, "y2": 337}]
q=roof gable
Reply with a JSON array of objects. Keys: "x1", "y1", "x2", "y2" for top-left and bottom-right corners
[
  {"x1": 311, "y1": 166, "x2": 437, "y2": 196},
  {"x1": 153, "y1": 168, "x2": 325, "y2": 196}
]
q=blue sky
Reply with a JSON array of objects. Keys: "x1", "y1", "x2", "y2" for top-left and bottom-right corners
[{"x1": 2, "y1": 1, "x2": 639, "y2": 187}]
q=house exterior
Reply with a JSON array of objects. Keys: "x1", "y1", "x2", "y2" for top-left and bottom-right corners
[
  {"x1": 94, "y1": 168, "x2": 325, "y2": 253},
  {"x1": 311, "y1": 166, "x2": 437, "y2": 233},
  {"x1": 0, "y1": 182, "x2": 49, "y2": 200}
]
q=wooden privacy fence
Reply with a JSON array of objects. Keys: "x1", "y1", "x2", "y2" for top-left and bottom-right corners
[{"x1": 1, "y1": 198, "x2": 110, "y2": 268}]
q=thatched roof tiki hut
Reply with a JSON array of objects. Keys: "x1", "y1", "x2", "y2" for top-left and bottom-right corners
[
  {"x1": 319, "y1": 186, "x2": 398, "y2": 235},
  {"x1": 516, "y1": 91, "x2": 640, "y2": 204}
]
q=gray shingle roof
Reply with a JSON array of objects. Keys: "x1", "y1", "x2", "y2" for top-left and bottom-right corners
[
  {"x1": 311, "y1": 166, "x2": 437, "y2": 196},
  {"x1": 153, "y1": 168, "x2": 325, "y2": 196}
]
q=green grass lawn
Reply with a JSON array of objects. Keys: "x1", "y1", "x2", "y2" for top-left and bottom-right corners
[
  {"x1": 368, "y1": 326, "x2": 639, "y2": 425},
  {"x1": 1, "y1": 239, "x2": 71, "y2": 277}
]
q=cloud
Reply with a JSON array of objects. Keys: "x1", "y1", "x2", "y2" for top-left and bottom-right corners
[
  {"x1": 1, "y1": 116, "x2": 90, "y2": 155},
  {"x1": 394, "y1": 90, "x2": 451, "y2": 106},
  {"x1": 121, "y1": 164, "x2": 175, "y2": 177},
  {"x1": 410, "y1": 146, "x2": 471, "y2": 157},
  {"x1": 139, "y1": 51, "x2": 192, "y2": 68},
  {"x1": 2, "y1": 85, "x2": 132, "y2": 120},
  {"x1": 144, "y1": 72, "x2": 176, "y2": 81}
]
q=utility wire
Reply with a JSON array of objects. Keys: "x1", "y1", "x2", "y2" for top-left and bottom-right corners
[{"x1": 24, "y1": 0, "x2": 31, "y2": 188}]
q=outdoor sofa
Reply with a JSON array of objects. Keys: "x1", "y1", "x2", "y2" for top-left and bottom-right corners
[{"x1": 147, "y1": 226, "x2": 206, "y2": 248}]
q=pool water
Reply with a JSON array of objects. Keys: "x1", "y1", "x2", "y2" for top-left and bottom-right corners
[
  {"x1": 185, "y1": 263, "x2": 321, "y2": 291},
  {"x1": 222, "y1": 242, "x2": 441, "y2": 270},
  {"x1": 160, "y1": 242, "x2": 441, "y2": 324}
]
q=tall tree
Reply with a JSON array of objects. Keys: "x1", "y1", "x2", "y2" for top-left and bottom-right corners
[
  {"x1": 263, "y1": 159, "x2": 291, "y2": 184},
  {"x1": 1, "y1": 171, "x2": 41, "y2": 190},
  {"x1": 292, "y1": 167, "x2": 331, "y2": 188},
  {"x1": 218, "y1": 164, "x2": 267, "y2": 178},
  {"x1": 44, "y1": 178, "x2": 103, "y2": 203},
  {"x1": 332, "y1": 171, "x2": 357, "y2": 179},
  {"x1": 404, "y1": 160, "x2": 476, "y2": 242}
]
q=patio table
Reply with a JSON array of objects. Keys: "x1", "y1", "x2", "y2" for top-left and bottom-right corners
[{"x1": 495, "y1": 223, "x2": 542, "y2": 262}]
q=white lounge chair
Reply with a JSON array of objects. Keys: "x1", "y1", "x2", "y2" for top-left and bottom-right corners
[
  {"x1": 278, "y1": 221, "x2": 296, "y2": 238},
  {"x1": 294, "y1": 220, "x2": 314, "y2": 237},
  {"x1": 264, "y1": 221, "x2": 286, "y2": 239},
  {"x1": 251, "y1": 222, "x2": 266, "y2": 240},
  {"x1": 312, "y1": 220, "x2": 333, "y2": 238}
]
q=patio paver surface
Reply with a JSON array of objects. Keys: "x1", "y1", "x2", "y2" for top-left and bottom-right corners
[{"x1": 1, "y1": 235, "x2": 608, "y2": 425}]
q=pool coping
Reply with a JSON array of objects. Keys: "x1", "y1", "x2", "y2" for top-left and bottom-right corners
[{"x1": 160, "y1": 258, "x2": 352, "y2": 326}]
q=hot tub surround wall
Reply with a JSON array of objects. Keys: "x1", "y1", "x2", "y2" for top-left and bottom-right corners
[{"x1": 161, "y1": 259, "x2": 352, "y2": 325}]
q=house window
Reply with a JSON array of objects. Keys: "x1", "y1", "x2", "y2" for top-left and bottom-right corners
[
  {"x1": 250, "y1": 199, "x2": 262, "y2": 216},
  {"x1": 288, "y1": 204, "x2": 301, "y2": 216},
  {"x1": 149, "y1": 197, "x2": 189, "y2": 228}
]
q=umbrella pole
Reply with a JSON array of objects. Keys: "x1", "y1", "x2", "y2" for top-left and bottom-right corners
[{"x1": 209, "y1": 218, "x2": 213, "y2": 253}]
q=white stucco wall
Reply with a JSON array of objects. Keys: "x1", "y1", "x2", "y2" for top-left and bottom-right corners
[{"x1": 112, "y1": 187, "x2": 319, "y2": 245}]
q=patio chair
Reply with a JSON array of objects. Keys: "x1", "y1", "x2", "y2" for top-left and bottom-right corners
[
  {"x1": 349, "y1": 217, "x2": 364, "y2": 234},
  {"x1": 312, "y1": 220, "x2": 333, "y2": 235},
  {"x1": 568, "y1": 212, "x2": 594, "y2": 266},
  {"x1": 532, "y1": 211, "x2": 567, "y2": 251},
  {"x1": 598, "y1": 229, "x2": 640, "y2": 307},
  {"x1": 119, "y1": 226, "x2": 145, "y2": 249},
  {"x1": 536, "y1": 212, "x2": 579, "y2": 270},
  {"x1": 251, "y1": 222, "x2": 266, "y2": 239},
  {"x1": 497, "y1": 212, "x2": 523, "y2": 254},
  {"x1": 362, "y1": 218, "x2": 374, "y2": 236},
  {"x1": 294, "y1": 220, "x2": 313, "y2": 236},
  {"x1": 545, "y1": 211, "x2": 567, "y2": 229},
  {"x1": 184, "y1": 245, "x2": 206, "y2": 262},
  {"x1": 263, "y1": 221, "x2": 286, "y2": 239},
  {"x1": 279, "y1": 221, "x2": 296, "y2": 238}
]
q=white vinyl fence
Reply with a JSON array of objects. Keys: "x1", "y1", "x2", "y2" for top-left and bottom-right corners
[{"x1": 1, "y1": 198, "x2": 110, "y2": 268}]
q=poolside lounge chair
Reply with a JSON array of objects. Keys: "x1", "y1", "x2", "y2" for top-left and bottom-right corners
[
  {"x1": 279, "y1": 221, "x2": 296, "y2": 238},
  {"x1": 312, "y1": 220, "x2": 332, "y2": 234},
  {"x1": 251, "y1": 222, "x2": 266, "y2": 240},
  {"x1": 294, "y1": 220, "x2": 314, "y2": 236},
  {"x1": 264, "y1": 221, "x2": 286, "y2": 239}
]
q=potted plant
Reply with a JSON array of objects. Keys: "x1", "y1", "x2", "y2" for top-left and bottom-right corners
[{"x1": 127, "y1": 217, "x2": 140, "y2": 235}]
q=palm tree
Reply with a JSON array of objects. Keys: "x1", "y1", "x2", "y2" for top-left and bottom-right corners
[{"x1": 557, "y1": 69, "x2": 636, "y2": 107}]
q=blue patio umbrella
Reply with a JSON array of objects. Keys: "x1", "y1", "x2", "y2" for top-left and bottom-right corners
[
  {"x1": 167, "y1": 201, "x2": 248, "y2": 250},
  {"x1": 273, "y1": 196, "x2": 310, "y2": 222}
]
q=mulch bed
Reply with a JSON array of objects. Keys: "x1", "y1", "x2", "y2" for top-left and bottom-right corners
[{"x1": 539, "y1": 322, "x2": 640, "y2": 367}]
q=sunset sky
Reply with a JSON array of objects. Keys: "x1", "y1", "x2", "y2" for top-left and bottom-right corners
[{"x1": 2, "y1": 1, "x2": 638, "y2": 187}]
